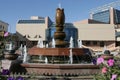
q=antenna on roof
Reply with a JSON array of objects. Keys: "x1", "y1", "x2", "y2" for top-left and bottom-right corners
[{"x1": 58, "y1": 3, "x2": 62, "y2": 9}]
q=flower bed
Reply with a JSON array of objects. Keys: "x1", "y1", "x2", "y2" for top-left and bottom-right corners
[{"x1": 94, "y1": 57, "x2": 120, "y2": 80}]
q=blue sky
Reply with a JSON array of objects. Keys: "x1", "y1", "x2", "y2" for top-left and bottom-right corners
[{"x1": 0, "y1": 0, "x2": 118, "y2": 33}]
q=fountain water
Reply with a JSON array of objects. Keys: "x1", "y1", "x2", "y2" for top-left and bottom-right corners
[
  {"x1": 37, "y1": 38, "x2": 44, "y2": 48},
  {"x1": 46, "y1": 43, "x2": 48, "y2": 48},
  {"x1": 69, "y1": 48, "x2": 73, "y2": 64},
  {"x1": 102, "y1": 45, "x2": 107, "y2": 53},
  {"x1": 19, "y1": 44, "x2": 23, "y2": 56},
  {"x1": 52, "y1": 38, "x2": 55, "y2": 48},
  {"x1": 23, "y1": 45, "x2": 27, "y2": 63},
  {"x1": 78, "y1": 39, "x2": 82, "y2": 48},
  {"x1": 45, "y1": 57, "x2": 48, "y2": 64},
  {"x1": 69, "y1": 36, "x2": 74, "y2": 48}
]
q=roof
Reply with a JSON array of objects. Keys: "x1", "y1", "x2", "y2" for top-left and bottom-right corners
[
  {"x1": 73, "y1": 24, "x2": 115, "y2": 41},
  {"x1": 73, "y1": 19, "x2": 106, "y2": 24},
  {"x1": 18, "y1": 20, "x2": 45, "y2": 24},
  {"x1": 0, "y1": 20, "x2": 9, "y2": 25}
]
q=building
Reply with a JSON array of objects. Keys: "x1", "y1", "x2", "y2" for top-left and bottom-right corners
[
  {"x1": 91, "y1": 7, "x2": 120, "y2": 24},
  {"x1": 0, "y1": 20, "x2": 9, "y2": 36},
  {"x1": 16, "y1": 16, "x2": 52, "y2": 47},
  {"x1": 72, "y1": 7, "x2": 120, "y2": 52},
  {"x1": 73, "y1": 23, "x2": 116, "y2": 52},
  {"x1": 91, "y1": 7, "x2": 120, "y2": 47},
  {"x1": 74, "y1": 19, "x2": 106, "y2": 24}
]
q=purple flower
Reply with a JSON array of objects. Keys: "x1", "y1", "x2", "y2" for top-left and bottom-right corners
[
  {"x1": 111, "y1": 74, "x2": 117, "y2": 80},
  {"x1": 7, "y1": 77, "x2": 15, "y2": 80},
  {"x1": 97, "y1": 57, "x2": 104, "y2": 65},
  {"x1": 2, "y1": 69, "x2": 10, "y2": 75},
  {"x1": 107, "y1": 59, "x2": 114, "y2": 67},
  {"x1": 92, "y1": 58, "x2": 97, "y2": 65},
  {"x1": 16, "y1": 76, "x2": 24, "y2": 80}
]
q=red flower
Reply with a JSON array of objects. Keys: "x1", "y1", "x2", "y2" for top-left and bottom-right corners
[{"x1": 102, "y1": 67, "x2": 107, "y2": 74}]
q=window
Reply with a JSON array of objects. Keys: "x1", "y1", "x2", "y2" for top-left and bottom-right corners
[
  {"x1": 0, "y1": 25, "x2": 2, "y2": 30},
  {"x1": 85, "y1": 41, "x2": 90, "y2": 45},
  {"x1": 3, "y1": 26, "x2": 4, "y2": 29},
  {"x1": 93, "y1": 41, "x2": 97, "y2": 45},
  {"x1": 100, "y1": 41, "x2": 104, "y2": 47},
  {"x1": 18, "y1": 20, "x2": 45, "y2": 24},
  {"x1": 93, "y1": 10, "x2": 110, "y2": 23},
  {"x1": 115, "y1": 41, "x2": 120, "y2": 46}
]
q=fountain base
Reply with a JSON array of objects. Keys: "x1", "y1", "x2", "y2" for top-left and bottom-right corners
[{"x1": 21, "y1": 63, "x2": 99, "y2": 76}]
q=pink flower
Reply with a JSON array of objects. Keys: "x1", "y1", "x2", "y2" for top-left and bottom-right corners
[
  {"x1": 107, "y1": 59, "x2": 114, "y2": 67},
  {"x1": 111, "y1": 74, "x2": 117, "y2": 80},
  {"x1": 4, "y1": 32, "x2": 9, "y2": 37},
  {"x1": 97, "y1": 57, "x2": 104, "y2": 65},
  {"x1": 102, "y1": 67, "x2": 107, "y2": 74}
]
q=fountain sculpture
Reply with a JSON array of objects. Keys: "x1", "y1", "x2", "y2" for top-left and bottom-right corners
[{"x1": 54, "y1": 8, "x2": 67, "y2": 47}]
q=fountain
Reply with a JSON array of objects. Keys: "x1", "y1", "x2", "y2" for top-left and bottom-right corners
[
  {"x1": 20, "y1": 7, "x2": 99, "y2": 78},
  {"x1": 1, "y1": 41, "x2": 18, "y2": 71},
  {"x1": 3, "y1": 41, "x2": 18, "y2": 60}
]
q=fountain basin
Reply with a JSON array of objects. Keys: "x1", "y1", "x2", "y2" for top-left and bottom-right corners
[
  {"x1": 28, "y1": 47, "x2": 91, "y2": 56},
  {"x1": 4, "y1": 54, "x2": 18, "y2": 60}
]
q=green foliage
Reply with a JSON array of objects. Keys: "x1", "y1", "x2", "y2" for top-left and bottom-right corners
[{"x1": 0, "y1": 75, "x2": 7, "y2": 80}]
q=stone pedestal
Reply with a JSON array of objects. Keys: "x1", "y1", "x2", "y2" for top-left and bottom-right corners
[{"x1": 1, "y1": 60, "x2": 12, "y2": 70}]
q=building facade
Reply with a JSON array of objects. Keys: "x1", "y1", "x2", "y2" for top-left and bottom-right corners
[
  {"x1": 91, "y1": 7, "x2": 120, "y2": 24},
  {"x1": 73, "y1": 7, "x2": 120, "y2": 52},
  {"x1": 73, "y1": 23, "x2": 116, "y2": 52},
  {"x1": 16, "y1": 16, "x2": 52, "y2": 47},
  {"x1": 0, "y1": 20, "x2": 9, "y2": 36}
]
